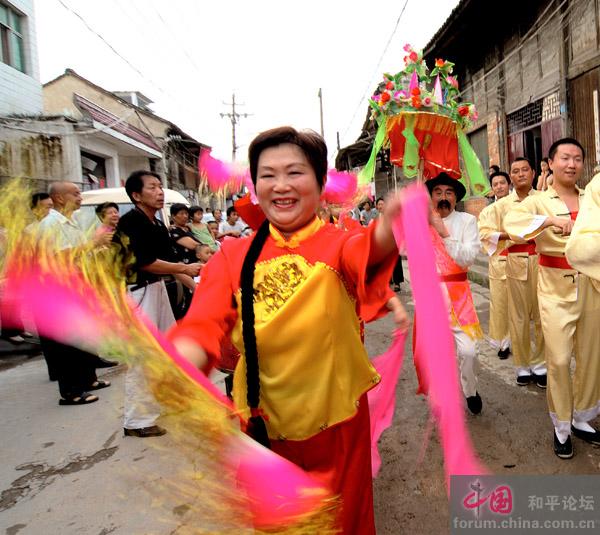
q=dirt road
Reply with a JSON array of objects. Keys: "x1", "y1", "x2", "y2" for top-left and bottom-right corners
[
  {"x1": 371, "y1": 276, "x2": 599, "y2": 534},
  {"x1": 1, "y1": 270, "x2": 598, "y2": 534}
]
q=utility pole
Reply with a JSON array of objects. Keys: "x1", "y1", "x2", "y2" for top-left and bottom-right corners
[
  {"x1": 318, "y1": 88, "x2": 324, "y2": 137},
  {"x1": 220, "y1": 93, "x2": 250, "y2": 161}
]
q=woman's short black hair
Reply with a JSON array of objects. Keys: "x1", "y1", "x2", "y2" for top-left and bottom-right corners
[
  {"x1": 248, "y1": 126, "x2": 327, "y2": 188},
  {"x1": 95, "y1": 202, "x2": 119, "y2": 217},
  {"x1": 170, "y1": 203, "x2": 189, "y2": 217}
]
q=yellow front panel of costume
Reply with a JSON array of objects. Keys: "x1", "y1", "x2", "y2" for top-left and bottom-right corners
[{"x1": 231, "y1": 254, "x2": 380, "y2": 441}]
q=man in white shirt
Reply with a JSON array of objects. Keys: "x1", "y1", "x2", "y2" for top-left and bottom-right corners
[
  {"x1": 218, "y1": 206, "x2": 247, "y2": 238},
  {"x1": 37, "y1": 181, "x2": 113, "y2": 405},
  {"x1": 427, "y1": 174, "x2": 484, "y2": 414}
]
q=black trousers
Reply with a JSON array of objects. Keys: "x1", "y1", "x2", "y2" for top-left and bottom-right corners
[
  {"x1": 40, "y1": 337, "x2": 97, "y2": 399},
  {"x1": 0, "y1": 293, "x2": 23, "y2": 338},
  {"x1": 392, "y1": 256, "x2": 404, "y2": 285}
]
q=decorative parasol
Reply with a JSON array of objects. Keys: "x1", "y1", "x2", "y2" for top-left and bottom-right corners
[{"x1": 359, "y1": 44, "x2": 490, "y2": 197}]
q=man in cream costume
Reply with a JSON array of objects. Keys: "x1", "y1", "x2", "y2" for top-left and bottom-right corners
[
  {"x1": 505, "y1": 138, "x2": 600, "y2": 459},
  {"x1": 566, "y1": 173, "x2": 600, "y2": 274},
  {"x1": 477, "y1": 171, "x2": 511, "y2": 360},
  {"x1": 494, "y1": 158, "x2": 546, "y2": 387},
  {"x1": 427, "y1": 174, "x2": 483, "y2": 414}
]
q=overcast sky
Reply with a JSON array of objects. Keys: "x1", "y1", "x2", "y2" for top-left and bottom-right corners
[{"x1": 35, "y1": 0, "x2": 458, "y2": 162}]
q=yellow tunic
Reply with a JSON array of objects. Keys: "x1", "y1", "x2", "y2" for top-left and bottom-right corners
[
  {"x1": 170, "y1": 217, "x2": 396, "y2": 441},
  {"x1": 566, "y1": 173, "x2": 600, "y2": 286}
]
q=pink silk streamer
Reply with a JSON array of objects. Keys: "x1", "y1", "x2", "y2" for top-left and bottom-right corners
[
  {"x1": 398, "y1": 184, "x2": 486, "y2": 485},
  {"x1": 368, "y1": 331, "x2": 407, "y2": 477},
  {"x1": 3, "y1": 265, "x2": 331, "y2": 528},
  {"x1": 198, "y1": 149, "x2": 359, "y2": 206},
  {"x1": 322, "y1": 170, "x2": 358, "y2": 205},
  {"x1": 199, "y1": 148, "x2": 253, "y2": 194}
]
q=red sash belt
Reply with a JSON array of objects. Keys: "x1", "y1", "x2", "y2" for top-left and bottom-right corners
[
  {"x1": 500, "y1": 241, "x2": 536, "y2": 256},
  {"x1": 440, "y1": 272, "x2": 468, "y2": 282},
  {"x1": 538, "y1": 254, "x2": 573, "y2": 270}
]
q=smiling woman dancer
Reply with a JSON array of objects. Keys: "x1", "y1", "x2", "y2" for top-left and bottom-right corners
[{"x1": 168, "y1": 126, "x2": 405, "y2": 534}]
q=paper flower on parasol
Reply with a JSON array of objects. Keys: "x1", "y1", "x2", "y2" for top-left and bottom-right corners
[{"x1": 359, "y1": 44, "x2": 490, "y2": 197}]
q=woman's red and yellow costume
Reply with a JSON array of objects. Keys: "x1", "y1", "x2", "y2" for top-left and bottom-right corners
[{"x1": 169, "y1": 216, "x2": 396, "y2": 534}]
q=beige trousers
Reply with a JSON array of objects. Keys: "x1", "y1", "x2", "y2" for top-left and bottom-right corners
[
  {"x1": 506, "y1": 254, "x2": 545, "y2": 373},
  {"x1": 537, "y1": 271, "x2": 600, "y2": 438},
  {"x1": 488, "y1": 256, "x2": 510, "y2": 350}
]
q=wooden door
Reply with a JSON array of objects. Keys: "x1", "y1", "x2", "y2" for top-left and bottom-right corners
[{"x1": 568, "y1": 68, "x2": 600, "y2": 187}]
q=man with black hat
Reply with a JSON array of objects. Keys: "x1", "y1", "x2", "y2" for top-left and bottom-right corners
[{"x1": 427, "y1": 173, "x2": 484, "y2": 414}]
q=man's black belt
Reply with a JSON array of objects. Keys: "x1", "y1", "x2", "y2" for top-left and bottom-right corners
[{"x1": 127, "y1": 280, "x2": 158, "y2": 292}]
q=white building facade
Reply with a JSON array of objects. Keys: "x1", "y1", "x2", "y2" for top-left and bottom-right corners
[{"x1": 0, "y1": 0, "x2": 42, "y2": 115}]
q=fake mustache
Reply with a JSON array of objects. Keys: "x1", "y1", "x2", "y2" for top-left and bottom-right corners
[{"x1": 437, "y1": 199, "x2": 451, "y2": 211}]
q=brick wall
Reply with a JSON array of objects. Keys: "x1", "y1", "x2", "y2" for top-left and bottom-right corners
[
  {"x1": 463, "y1": 196, "x2": 489, "y2": 219},
  {"x1": 486, "y1": 112, "x2": 502, "y2": 170}
]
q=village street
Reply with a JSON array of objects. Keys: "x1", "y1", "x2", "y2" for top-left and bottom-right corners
[{"x1": 1, "y1": 263, "x2": 598, "y2": 535}]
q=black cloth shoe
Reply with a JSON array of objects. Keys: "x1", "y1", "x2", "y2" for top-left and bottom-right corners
[
  {"x1": 571, "y1": 425, "x2": 600, "y2": 446},
  {"x1": 124, "y1": 425, "x2": 167, "y2": 438},
  {"x1": 533, "y1": 373, "x2": 547, "y2": 389},
  {"x1": 497, "y1": 348, "x2": 510, "y2": 360},
  {"x1": 95, "y1": 357, "x2": 119, "y2": 368},
  {"x1": 516, "y1": 374, "x2": 532, "y2": 386},
  {"x1": 466, "y1": 392, "x2": 482, "y2": 414},
  {"x1": 553, "y1": 432, "x2": 574, "y2": 459}
]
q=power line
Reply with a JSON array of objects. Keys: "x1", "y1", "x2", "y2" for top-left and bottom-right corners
[
  {"x1": 220, "y1": 94, "x2": 251, "y2": 162},
  {"x1": 148, "y1": 0, "x2": 204, "y2": 77},
  {"x1": 55, "y1": 0, "x2": 178, "y2": 104},
  {"x1": 338, "y1": 0, "x2": 410, "y2": 148}
]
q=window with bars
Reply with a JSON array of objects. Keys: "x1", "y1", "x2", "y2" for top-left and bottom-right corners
[
  {"x1": 0, "y1": 3, "x2": 25, "y2": 73},
  {"x1": 506, "y1": 99, "x2": 543, "y2": 134}
]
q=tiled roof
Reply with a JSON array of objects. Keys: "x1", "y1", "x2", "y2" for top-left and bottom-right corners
[{"x1": 74, "y1": 94, "x2": 161, "y2": 151}]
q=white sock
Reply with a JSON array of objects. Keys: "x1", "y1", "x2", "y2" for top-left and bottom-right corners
[
  {"x1": 554, "y1": 427, "x2": 570, "y2": 444},
  {"x1": 572, "y1": 420, "x2": 595, "y2": 433}
]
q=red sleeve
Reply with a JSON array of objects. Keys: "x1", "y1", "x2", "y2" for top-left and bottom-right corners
[
  {"x1": 166, "y1": 247, "x2": 238, "y2": 369},
  {"x1": 341, "y1": 221, "x2": 397, "y2": 322}
]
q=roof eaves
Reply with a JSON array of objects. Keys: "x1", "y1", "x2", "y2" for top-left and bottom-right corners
[{"x1": 423, "y1": 0, "x2": 472, "y2": 57}]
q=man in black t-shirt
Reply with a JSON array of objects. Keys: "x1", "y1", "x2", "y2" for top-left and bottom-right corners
[
  {"x1": 168, "y1": 203, "x2": 201, "y2": 265},
  {"x1": 116, "y1": 171, "x2": 201, "y2": 438}
]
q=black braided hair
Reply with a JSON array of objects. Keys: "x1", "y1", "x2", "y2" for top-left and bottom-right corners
[{"x1": 240, "y1": 219, "x2": 271, "y2": 448}]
